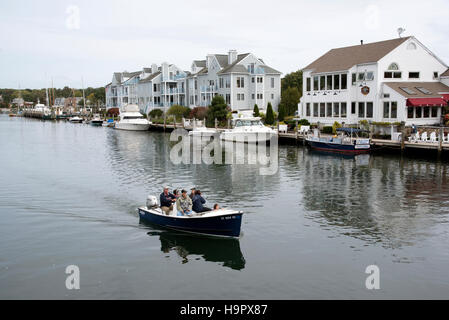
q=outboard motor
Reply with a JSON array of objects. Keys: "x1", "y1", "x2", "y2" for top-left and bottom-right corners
[{"x1": 146, "y1": 195, "x2": 159, "y2": 209}]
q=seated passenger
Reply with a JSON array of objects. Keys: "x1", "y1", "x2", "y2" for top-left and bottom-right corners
[
  {"x1": 176, "y1": 190, "x2": 193, "y2": 216},
  {"x1": 189, "y1": 187, "x2": 196, "y2": 200},
  {"x1": 160, "y1": 186, "x2": 176, "y2": 215},
  {"x1": 213, "y1": 204, "x2": 220, "y2": 210},
  {"x1": 192, "y1": 190, "x2": 211, "y2": 213},
  {"x1": 172, "y1": 189, "x2": 180, "y2": 198}
]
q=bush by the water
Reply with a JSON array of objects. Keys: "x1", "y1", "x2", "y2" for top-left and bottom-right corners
[{"x1": 322, "y1": 126, "x2": 333, "y2": 134}]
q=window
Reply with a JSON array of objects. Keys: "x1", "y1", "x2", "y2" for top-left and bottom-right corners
[
  {"x1": 237, "y1": 77, "x2": 245, "y2": 88},
  {"x1": 432, "y1": 107, "x2": 438, "y2": 117},
  {"x1": 241, "y1": 94, "x2": 245, "y2": 101},
  {"x1": 358, "y1": 102, "x2": 365, "y2": 118},
  {"x1": 358, "y1": 73, "x2": 365, "y2": 81},
  {"x1": 219, "y1": 78, "x2": 224, "y2": 88},
  {"x1": 352, "y1": 73, "x2": 357, "y2": 85},
  {"x1": 388, "y1": 63, "x2": 399, "y2": 70},
  {"x1": 415, "y1": 107, "x2": 422, "y2": 118},
  {"x1": 257, "y1": 77, "x2": 263, "y2": 83},
  {"x1": 271, "y1": 93, "x2": 274, "y2": 99},
  {"x1": 306, "y1": 78, "x2": 311, "y2": 91},
  {"x1": 351, "y1": 102, "x2": 356, "y2": 114},
  {"x1": 306, "y1": 103, "x2": 311, "y2": 117},
  {"x1": 383, "y1": 102, "x2": 390, "y2": 118},
  {"x1": 423, "y1": 107, "x2": 430, "y2": 118},
  {"x1": 320, "y1": 103, "x2": 325, "y2": 117},
  {"x1": 433, "y1": 72, "x2": 439, "y2": 79},
  {"x1": 341, "y1": 74, "x2": 347, "y2": 90},
  {"x1": 400, "y1": 87, "x2": 417, "y2": 95},
  {"x1": 341, "y1": 103, "x2": 347, "y2": 117},
  {"x1": 313, "y1": 76, "x2": 319, "y2": 91},
  {"x1": 252, "y1": 94, "x2": 255, "y2": 100},
  {"x1": 226, "y1": 94, "x2": 230, "y2": 105},
  {"x1": 326, "y1": 103, "x2": 332, "y2": 117},
  {"x1": 313, "y1": 103, "x2": 318, "y2": 117},
  {"x1": 409, "y1": 72, "x2": 420, "y2": 79},
  {"x1": 366, "y1": 72, "x2": 374, "y2": 80},
  {"x1": 334, "y1": 74, "x2": 340, "y2": 90},
  {"x1": 407, "y1": 107, "x2": 414, "y2": 118},
  {"x1": 366, "y1": 102, "x2": 373, "y2": 118},
  {"x1": 384, "y1": 72, "x2": 392, "y2": 79},
  {"x1": 271, "y1": 78, "x2": 275, "y2": 88},
  {"x1": 383, "y1": 93, "x2": 390, "y2": 98},
  {"x1": 391, "y1": 102, "x2": 397, "y2": 118},
  {"x1": 393, "y1": 72, "x2": 402, "y2": 78},
  {"x1": 320, "y1": 76, "x2": 325, "y2": 90},
  {"x1": 407, "y1": 42, "x2": 417, "y2": 50},
  {"x1": 237, "y1": 94, "x2": 240, "y2": 101},
  {"x1": 333, "y1": 102, "x2": 339, "y2": 117},
  {"x1": 327, "y1": 75, "x2": 332, "y2": 90},
  {"x1": 416, "y1": 87, "x2": 432, "y2": 95},
  {"x1": 252, "y1": 77, "x2": 255, "y2": 83}
]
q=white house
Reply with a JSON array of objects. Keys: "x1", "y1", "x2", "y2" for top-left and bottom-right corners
[
  {"x1": 187, "y1": 50, "x2": 282, "y2": 112},
  {"x1": 105, "y1": 50, "x2": 282, "y2": 115},
  {"x1": 299, "y1": 36, "x2": 449, "y2": 126}
]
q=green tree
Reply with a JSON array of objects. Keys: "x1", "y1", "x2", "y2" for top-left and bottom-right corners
[
  {"x1": 281, "y1": 70, "x2": 303, "y2": 96},
  {"x1": 149, "y1": 109, "x2": 163, "y2": 118},
  {"x1": 206, "y1": 95, "x2": 228, "y2": 127},
  {"x1": 280, "y1": 87, "x2": 300, "y2": 116},
  {"x1": 265, "y1": 102, "x2": 274, "y2": 125},
  {"x1": 61, "y1": 86, "x2": 72, "y2": 98},
  {"x1": 167, "y1": 104, "x2": 191, "y2": 121},
  {"x1": 253, "y1": 104, "x2": 260, "y2": 117},
  {"x1": 278, "y1": 104, "x2": 285, "y2": 122}
]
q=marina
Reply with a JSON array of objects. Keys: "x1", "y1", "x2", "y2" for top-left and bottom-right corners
[{"x1": 1, "y1": 114, "x2": 449, "y2": 299}]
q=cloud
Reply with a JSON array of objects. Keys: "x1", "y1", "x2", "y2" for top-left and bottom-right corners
[{"x1": 0, "y1": 0, "x2": 448, "y2": 88}]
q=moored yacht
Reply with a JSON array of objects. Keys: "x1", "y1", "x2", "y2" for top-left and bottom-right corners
[
  {"x1": 220, "y1": 117, "x2": 277, "y2": 142},
  {"x1": 114, "y1": 104, "x2": 151, "y2": 131},
  {"x1": 90, "y1": 114, "x2": 103, "y2": 126}
]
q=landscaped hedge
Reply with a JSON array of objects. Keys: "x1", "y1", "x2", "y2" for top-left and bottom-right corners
[{"x1": 322, "y1": 126, "x2": 333, "y2": 134}]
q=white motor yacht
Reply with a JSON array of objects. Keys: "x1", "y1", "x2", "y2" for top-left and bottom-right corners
[
  {"x1": 220, "y1": 117, "x2": 277, "y2": 142},
  {"x1": 68, "y1": 116, "x2": 83, "y2": 123},
  {"x1": 114, "y1": 104, "x2": 151, "y2": 131}
]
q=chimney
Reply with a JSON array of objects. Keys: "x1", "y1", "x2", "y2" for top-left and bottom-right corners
[
  {"x1": 206, "y1": 54, "x2": 214, "y2": 69},
  {"x1": 360, "y1": 40, "x2": 364, "y2": 45},
  {"x1": 228, "y1": 50, "x2": 237, "y2": 65},
  {"x1": 151, "y1": 63, "x2": 158, "y2": 74}
]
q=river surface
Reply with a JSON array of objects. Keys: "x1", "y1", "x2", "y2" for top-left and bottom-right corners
[{"x1": 1, "y1": 114, "x2": 449, "y2": 299}]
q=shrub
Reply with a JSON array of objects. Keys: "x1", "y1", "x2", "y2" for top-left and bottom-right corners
[
  {"x1": 265, "y1": 102, "x2": 274, "y2": 125},
  {"x1": 278, "y1": 104, "x2": 285, "y2": 121},
  {"x1": 189, "y1": 107, "x2": 208, "y2": 120},
  {"x1": 206, "y1": 95, "x2": 228, "y2": 127},
  {"x1": 332, "y1": 121, "x2": 342, "y2": 134},
  {"x1": 298, "y1": 119, "x2": 310, "y2": 126},
  {"x1": 167, "y1": 105, "x2": 191, "y2": 121},
  {"x1": 253, "y1": 104, "x2": 260, "y2": 117},
  {"x1": 149, "y1": 109, "x2": 163, "y2": 119},
  {"x1": 322, "y1": 126, "x2": 333, "y2": 134}
]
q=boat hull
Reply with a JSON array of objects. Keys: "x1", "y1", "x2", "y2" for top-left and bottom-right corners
[
  {"x1": 138, "y1": 207, "x2": 243, "y2": 238},
  {"x1": 90, "y1": 121, "x2": 103, "y2": 126},
  {"x1": 114, "y1": 123, "x2": 150, "y2": 131},
  {"x1": 221, "y1": 131, "x2": 275, "y2": 143},
  {"x1": 307, "y1": 140, "x2": 370, "y2": 154}
]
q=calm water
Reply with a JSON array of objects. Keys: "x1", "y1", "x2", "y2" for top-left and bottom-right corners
[{"x1": 1, "y1": 114, "x2": 449, "y2": 299}]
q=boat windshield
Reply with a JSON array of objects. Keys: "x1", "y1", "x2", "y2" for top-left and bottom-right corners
[
  {"x1": 235, "y1": 120, "x2": 263, "y2": 127},
  {"x1": 123, "y1": 116, "x2": 143, "y2": 120}
]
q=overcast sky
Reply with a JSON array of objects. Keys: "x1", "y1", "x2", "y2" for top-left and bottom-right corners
[{"x1": 1, "y1": 0, "x2": 448, "y2": 89}]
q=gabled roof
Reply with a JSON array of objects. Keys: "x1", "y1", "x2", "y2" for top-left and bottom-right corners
[
  {"x1": 143, "y1": 68, "x2": 152, "y2": 73},
  {"x1": 139, "y1": 71, "x2": 161, "y2": 83},
  {"x1": 193, "y1": 60, "x2": 206, "y2": 68},
  {"x1": 217, "y1": 53, "x2": 251, "y2": 75},
  {"x1": 260, "y1": 65, "x2": 282, "y2": 74},
  {"x1": 384, "y1": 82, "x2": 449, "y2": 98},
  {"x1": 214, "y1": 54, "x2": 229, "y2": 68},
  {"x1": 441, "y1": 69, "x2": 449, "y2": 77},
  {"x1": 196, "y1": 67, "x2": 209, "y2": 75},
  {"x1": 122, "y1": 71, "x2": 141, "y2": 78},
  {"x1": 303, "y1": 37, "x2": 411, "y2": 74}
]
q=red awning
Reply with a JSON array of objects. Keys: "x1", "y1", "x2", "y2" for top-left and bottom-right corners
[
  {"x1": 441, "y1": 94, "x2": 449, "y2": 102},
  {"x1": 406, "y1": 98, "x2": 447, "y2": 107}
]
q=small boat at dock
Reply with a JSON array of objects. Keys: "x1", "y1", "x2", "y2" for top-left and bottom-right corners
[
  {"x1": 68, "y1": 116, "x2": 83, "y2": 123},
  {"x1": 114, "y1": 104, "x2": 151, "y2": 131},
  {"x1": 138, "y1": 195, "x2": 243, "y2": 238},
  {"x1": 221, "y1": 117, "x2": 276, "y2": 143},
  {"x1": 306, "y1": 128, "x2": 371, "y2": 154},
  {"x1": 89, "y1": 114, "x2": 103, "y2": 126}
]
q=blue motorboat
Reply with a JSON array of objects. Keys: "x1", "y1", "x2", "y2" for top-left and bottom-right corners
[
  {"x1": 138, "y1": 196, "x2": 243, "y2": 238},
  {"x1": 306, "y1": 128, "x2": 371, "y2": 154}
]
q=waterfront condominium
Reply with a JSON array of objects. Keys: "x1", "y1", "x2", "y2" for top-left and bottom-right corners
[
  {"x1": 299, "y1": 36, "x2": 449, "y2": 126},
  {"x1": 105, "y1": 50, "x2": 282, "y2": 115}
]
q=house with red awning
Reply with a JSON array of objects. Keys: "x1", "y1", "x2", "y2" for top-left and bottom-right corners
[{"x1": 299, "y1": 36, "x2": 448, "y2": 126}]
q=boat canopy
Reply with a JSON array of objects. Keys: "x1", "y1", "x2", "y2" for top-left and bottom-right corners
[{"x1": 336, "y1": 128, "x2": 368, "y2": 134}]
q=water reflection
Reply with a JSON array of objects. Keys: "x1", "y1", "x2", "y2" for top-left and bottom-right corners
[
  {"x1": 299, "y1": 149, "x2": 449, "y2": 248},
  {"x1": 146, "y1": 229, "x2": 246, "y2": 271}
]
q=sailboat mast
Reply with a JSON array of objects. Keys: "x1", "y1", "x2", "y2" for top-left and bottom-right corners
[{"x1": 82, "y1": 77, "x2": 86, "y2": 110}]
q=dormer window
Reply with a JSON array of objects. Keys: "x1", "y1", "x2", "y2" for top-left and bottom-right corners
[{"x1": 388, "y1": 63, "x2": 399, "y2": 70}]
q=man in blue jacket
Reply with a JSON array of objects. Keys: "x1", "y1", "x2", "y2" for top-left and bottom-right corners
[
  {"x1": 160, "y1": 186, "x2": 176, "y2": 215},
  {"x1": 192, "y1": 190, "x2": 211, "y2": 213}
]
